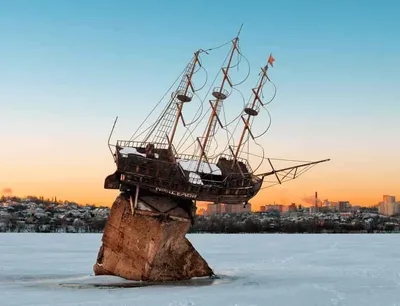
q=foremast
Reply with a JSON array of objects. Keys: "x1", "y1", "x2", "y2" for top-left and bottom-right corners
[
  {"x1": 196, "y1": 32, "x2": 241, "y2": 172},
  {"x1": 169, "y1": 50, "x2": 201, "y2": 147},
  {"x1": 142, "y1": 51, "x2": 202, "y2": 147},
  {"x1": 232, "y1": 54, "x2": 275, "y2": 168}
]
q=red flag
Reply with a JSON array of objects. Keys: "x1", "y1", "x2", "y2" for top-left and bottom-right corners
[{"x1": 268, "y1": 54, "x2": 275, "y2": 67}]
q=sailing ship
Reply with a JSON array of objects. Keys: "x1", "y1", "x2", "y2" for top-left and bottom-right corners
[{"x1": 104, "y1": 28, "x2": 330, "y2": 209}]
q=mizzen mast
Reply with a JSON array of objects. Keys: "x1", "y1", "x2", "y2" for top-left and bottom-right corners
[
  {"x1": 196, "y1": 30, "x2": 241, "y2": 172},
  {"x1": 232, "y1": 54, "x2": 275, "y2": 167}
]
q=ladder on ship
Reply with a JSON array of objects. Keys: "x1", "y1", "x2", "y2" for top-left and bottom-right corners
[{"x1": 146, "y1": 60, "x2": 196, "y2": 145}]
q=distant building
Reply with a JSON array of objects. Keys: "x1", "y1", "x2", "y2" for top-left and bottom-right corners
[
  {"x1": 309, "y1": 206, "x2": 318, "y2": 214},
  {"x1": 383, "y1": 195, "x2": 396, "y2": 204},
  {"x1": 225, "y1": 203, "x2": 251, "y2": 214},
  {"x1": 207, "y1": 203, "x2": 225, "y2": 215},
  {"x1": 379, "y1": 195, "x2": 399, "y2": 216},
  {"x1": 337, "y1": 201, "x2": 350, "y2": 212},
  {"x1": 260, "y1": 204, "x2": 283, "y2": 213},
  {"x1": 287, "y1": 203, "x2": 297, "y2": 212},
  {"x1": 325, "y1": 201, "x2": 338, "y2": 211},
  {"x1": 207, "y1": 203, "x2": 251, "y2": 215},
  {"x1": 395, "y1": 202, "x2": 400, "y2": 215},
  {"x1": 327, "y1": 201, "x2": 349, "y2": 212},
  {"x1": 350, "y1": 205, "x2": 361, "y2": 212}
]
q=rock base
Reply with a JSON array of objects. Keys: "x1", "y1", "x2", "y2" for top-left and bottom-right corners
[{"x1": 93, "y1": 192, "x2": 213, "y2": 281}]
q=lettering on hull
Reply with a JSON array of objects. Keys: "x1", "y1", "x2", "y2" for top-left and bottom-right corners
[{"x1": 155, "y1": 187, "x2": 198, "y2": 199}]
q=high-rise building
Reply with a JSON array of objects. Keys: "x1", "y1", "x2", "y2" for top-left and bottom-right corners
[
  {"x1": 378, "y1": 195, "x2": 400, "y2": 216},
  {"x1": 378, "y1": 201, "x2": 387, "y2": 215},
  {"x1": 383, "y1": 195, "x2": 396, "y2": 204},
  {"x1": 395, "y1": 202, "x2": 400, "y2": 215},
  {"x1": 379, "y1": 195, "x2": 399, "y2": 216}
]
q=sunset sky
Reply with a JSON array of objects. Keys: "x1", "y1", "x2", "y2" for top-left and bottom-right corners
[{"x1": 1, "y1": 0, "x2": 399, "y2": 210}]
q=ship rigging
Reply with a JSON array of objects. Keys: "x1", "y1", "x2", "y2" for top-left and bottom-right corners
[{"x1": 104, "y1": 28, "x2": 330, "y2": 207}]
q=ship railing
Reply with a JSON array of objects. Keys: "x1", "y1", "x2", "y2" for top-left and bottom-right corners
[
  {"x1": 175, "y1": 154, "x2": 225, "y2": 177},
  {"x1": 176, "y1": 162, "x2": 189, "y2": 181},
  {"x1": 212, "y1": 87, "x2": 230, "y2": 100},
  {"x1": 175, "y1": 153, "x2": 253, "y2": 174},
  {"x1": 209, "y1": 153, "x2": 253, "y2": 174},
  {"x1": 222, "y1": 172, "x2": 254, "y2": 184},
  {"x1": 186, "y1": 171, "x2": 254, "y2": 188},
  {"x1": 116, "y1": 140, "x2": 171, "y2": 150},
  {"x1": 174, "y1": 153, "x2": 253, "y2": 176},
  {"x1": 175, "y1": 89, "x2": 194, "y2": 103},
  {"x1": 175, "y1": 153, "x2": 199, "y2": 161}
]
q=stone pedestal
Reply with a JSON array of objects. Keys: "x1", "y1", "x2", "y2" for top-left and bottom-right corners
[{"x1": 93, "y1": 192, "x2": 213, "y2": 281}]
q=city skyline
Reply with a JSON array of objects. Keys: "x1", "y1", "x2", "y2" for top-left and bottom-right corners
[
  {"x1": 1, "y1": 190, "x2": 396, "y2": 212},
  {"x1": 1, "y1": 0, "x2": 399, "y2": 209}
]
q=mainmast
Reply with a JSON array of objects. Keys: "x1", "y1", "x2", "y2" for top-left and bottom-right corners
[
  {"x1": 232, "y1": 54, "x2": 275, "y2": 167},
  {"x1": 196, "y1": 30, "x2": 241, "y2": 172}
]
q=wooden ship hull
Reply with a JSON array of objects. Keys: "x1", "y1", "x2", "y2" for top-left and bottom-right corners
[{"x1": 104, "y1": 141, "x2": 262, "y2": 205}]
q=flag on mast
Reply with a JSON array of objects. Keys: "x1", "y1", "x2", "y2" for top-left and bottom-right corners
[{"x1": 268, "y1": 54, "x2": 275, "y2": 67}]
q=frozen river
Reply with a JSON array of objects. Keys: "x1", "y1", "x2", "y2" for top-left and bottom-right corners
[{"x1": 1, "y1": 233, "x2": 400, "y2": 306}]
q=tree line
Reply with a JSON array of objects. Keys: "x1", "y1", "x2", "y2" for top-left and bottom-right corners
[{"x1": 187, "y1": 214, "x2": 396, "y2": 234}]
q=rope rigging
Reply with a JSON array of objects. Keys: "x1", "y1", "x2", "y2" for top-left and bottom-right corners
[
  {"x1": 129, "y1": 65, "x2": 187, "y2": 141},
  {"x1": 200, "y1": 41, "x2": 252, "y2": 159},
  {"x1": 103, "y1": 28, "x2": 330, "y2": 209},
  {"x1": 127, "y1": 33, "x2": 278, "y2": 174},
  {"x1": 175, "y1": 44, "x2": 232, "y2": 153}
]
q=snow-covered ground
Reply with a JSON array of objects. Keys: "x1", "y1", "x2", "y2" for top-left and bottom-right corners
[{"x1": 1, "y1": 233, "x2": 400, "y2": 306}]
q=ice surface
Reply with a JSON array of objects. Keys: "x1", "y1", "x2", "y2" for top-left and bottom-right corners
[
  {"x1": 178, "y1": 159, "x2": 222, "y2": 175},
  {"x1": 1, "y1": 233, "x2": 400, "y2": 305}
]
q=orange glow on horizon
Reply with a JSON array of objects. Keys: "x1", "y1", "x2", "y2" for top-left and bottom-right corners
[
  {"x1": 1, "y1": 138, "x2": 397, "y2": 210},
  {"x1": 1, "y1": 186, "x2": 384, "y2": 212}
]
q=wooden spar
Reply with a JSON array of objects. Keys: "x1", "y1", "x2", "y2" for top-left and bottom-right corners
[
  {"x1": 255, "y1": 159, "x2": 331, "y2": 179},
  {"x1": 169, "y1": 51, "x2": 201, "y2": 146},
  {"x1": 196, "y1": 37, "x2": 239, "y2": 172},
  {"x1": 232, "y1": 63, "x2": 270, "y2": 167},
  {"x1": 108, "y1": 116, "x2": 118, "y2": 162}
]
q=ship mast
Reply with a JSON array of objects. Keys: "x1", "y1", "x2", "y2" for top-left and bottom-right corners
[
  {"x1": 196, "y1": 29, "x2": 241, "y2": 172},
  {"x1": 142, "y1": 51, "x2": 201, "y2": 146},
  {"x1": 232, "y1": 54, "x2": 274, "y2": 167},
  {"x1": 169, "y1": 50, "x2": 201, "y2": 147}
]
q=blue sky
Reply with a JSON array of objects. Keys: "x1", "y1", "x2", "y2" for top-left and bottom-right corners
[{"x1": 1, "y1": 0, "x2": 399, "y2": 205}]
